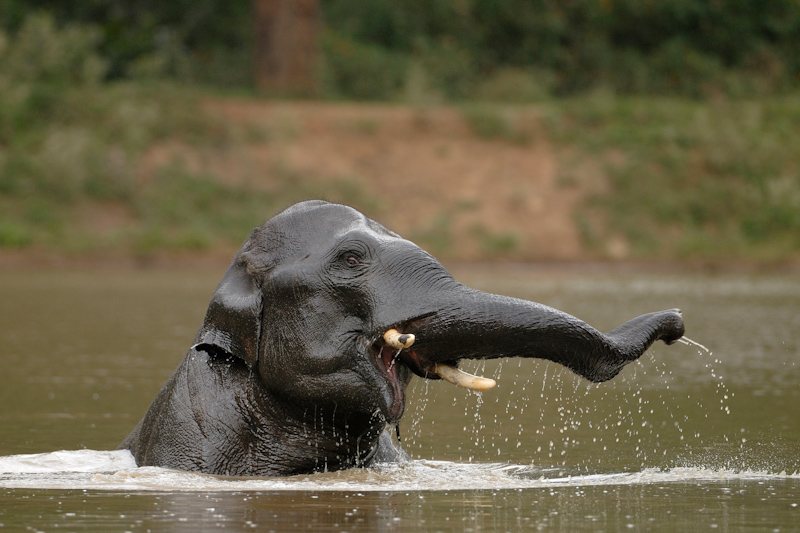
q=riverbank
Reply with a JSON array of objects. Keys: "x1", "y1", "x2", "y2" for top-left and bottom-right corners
[
  {"x1": 2, "y1": 85, "x2": 799, "y2": 267},
  {"x1": 2, "y1": 248, "x2": 797, "y2": 277}
]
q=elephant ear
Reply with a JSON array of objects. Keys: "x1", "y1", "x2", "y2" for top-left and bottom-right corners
[{"x1": 192, "y1": 253, "x2": 263, "y2": 370}]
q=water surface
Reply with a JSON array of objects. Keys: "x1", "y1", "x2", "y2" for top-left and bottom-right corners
[{"x1": 1, "y1": 267, "x2": 798, "y2": 530}]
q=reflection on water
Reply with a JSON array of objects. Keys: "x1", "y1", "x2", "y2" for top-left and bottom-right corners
[{"x1": 0, "y1": 267, "x2": 799, "y2": 529}]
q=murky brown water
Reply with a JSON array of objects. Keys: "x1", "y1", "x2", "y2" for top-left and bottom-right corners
[{"x1": 1, "y1": 267, "x2": 799, "y2": 530}]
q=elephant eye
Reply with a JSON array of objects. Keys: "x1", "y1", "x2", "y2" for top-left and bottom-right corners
[{"x1": 333, "y1": 240, "x2": 369, "y2": 269}]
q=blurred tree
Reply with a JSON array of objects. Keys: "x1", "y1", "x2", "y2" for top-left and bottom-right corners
[
  {"x1": 253, "y1": 0, "x2": 319, "y2": 95},
  {"x1": 1, "y1": 0, "x2": 798, "y2": 97}
]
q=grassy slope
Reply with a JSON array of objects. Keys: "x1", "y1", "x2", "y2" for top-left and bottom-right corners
[
  {"x1": 540, "y1": 94, "x2": 800, "y2": 262},
  {"x1": 1, "y1": 82, "x2": 799, "y2": 266}
]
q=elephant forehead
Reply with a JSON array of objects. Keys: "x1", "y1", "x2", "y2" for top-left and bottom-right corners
[
  {"x1": 265, "y1": 201, "x2": 398, "y2": 249},
  {"x1": 275, "y1": 200, "x2": 363, "y2": 226}
]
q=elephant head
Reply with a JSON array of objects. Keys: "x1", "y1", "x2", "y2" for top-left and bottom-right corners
[{"x1": 121, "y1": 200, "x2": 684, "y2": 476}]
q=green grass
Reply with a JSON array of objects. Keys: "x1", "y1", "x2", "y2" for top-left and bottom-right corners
[
  {"x1": 540, "y1": 94, "x2": 800, "y2": 261},
  {"x1": 460, "y1": 104, "x2": 533, "y2": 144},
  {"x1": 0, "y1": 17, "x2": 372, "y2": 256},
  {"x1": 1, "y1": 16, "x2": 798, "y2": 264},
  {"x1": 3, "y1": 84, "x2": 799, "y2": 264},
  {"x1": 0, "y1": 67, "x2": 387, "y2": 256},
  {"x1": 0, "y1": 79, "x2": 248, "y2": 253},
  {"x1": 2, "y1": 12, "x2": 798, "y2": 264}
]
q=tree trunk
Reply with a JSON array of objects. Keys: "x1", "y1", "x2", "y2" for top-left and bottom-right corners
[{"x1": 253, "y1": 0, "x2": 319, "y2": 96}]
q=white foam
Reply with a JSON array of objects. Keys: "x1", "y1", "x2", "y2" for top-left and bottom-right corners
[
  {"x1": 0, "y1": 449, "x2": 137, "y2": 474},
  {"x1": 0, "y1": 450, "x2": 797, "y2": 492}
]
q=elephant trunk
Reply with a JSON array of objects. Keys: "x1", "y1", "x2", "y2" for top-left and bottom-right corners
[{"x1": 398, "y1": 285, "x2": 685, "y2": 385}]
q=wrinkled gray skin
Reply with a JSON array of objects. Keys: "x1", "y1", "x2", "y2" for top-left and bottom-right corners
[{"x1": 121, "y1": 200, "x2": 685, "y2": 477}]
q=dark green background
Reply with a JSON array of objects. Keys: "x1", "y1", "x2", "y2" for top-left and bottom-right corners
[{"x1": 2, "y1": 0, "x2": 799, "y2": 98}]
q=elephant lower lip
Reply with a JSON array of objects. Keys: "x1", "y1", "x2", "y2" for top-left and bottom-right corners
[{"x1": 375, "y1": 344, "x2": 405, "y2": 421}]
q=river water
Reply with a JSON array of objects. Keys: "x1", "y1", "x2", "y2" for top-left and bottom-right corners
[{"x1": 0, "y1": 267, "x2": 798, "y2": 530}]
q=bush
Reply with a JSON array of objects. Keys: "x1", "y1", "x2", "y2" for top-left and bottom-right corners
[
  {"x1": 4, "y1": 1, "x2": 800, "y2": 99},
  {"x1": 543, "y1": 95, "x2": 800, "y2": 260},
  {"x1": 321, "y1": 31, "x2": 408, "y2": 100},
  {"x1": 0, "y1": 13, "x2": 127, "y2": 204},
  {"x1": 321, "y1": 0, "x2": 800, "y2": 99},
  {"x1": 0, "y1": 12, "x2": 106, "y2": 86},
  {"x1": 0, "y1": 13, "x2": 236, "y2": 251},
  {"x1": 0, "y1": 13, "x2": 106, "y2": 140}
]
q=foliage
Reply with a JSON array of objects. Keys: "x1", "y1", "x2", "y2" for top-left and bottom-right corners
[
  {"x1": 320, "y1": 32, "x2": 409, "y2": 101},
  {"x1": 0, "y1": 0, "x2": 252, "y2": 85},
  {"x1": 542, "y1": 95, "x2": 800, "y2": 260},
  {"x1": 460, "y1": 104, "x2": 533, "y2": 143},
  {"x1": 2, "y1": 1, "x2": 800, "y2": 99},
  {"x1": 0, "y1": 14, "x2": 264, "y2": 254},
  {"x1": 321, "y1": 0, "x2": 800, "y2": 100},
  {"x1": 0, "y1": 15, "x2": 395, "y2": 255},
  {"x1": 0, "y1": 10, "x2": 798, "y2": 264}
]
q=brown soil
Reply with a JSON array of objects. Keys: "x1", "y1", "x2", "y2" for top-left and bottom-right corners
[
  {"x1": 5, "y1": 100, "x2": 795, "y2": 273},
  {"x1": 2, "y1": 100, "x2": 610, "y2": 270},
  {"x1": 147, "y1": 100, "x2": 590, "y2": 262}
]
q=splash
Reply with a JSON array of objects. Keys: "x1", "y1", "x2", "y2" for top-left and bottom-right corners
[
  {"x1": 677, "y1": 336, "x2": 709, "y2": 352},
  {"x1": 0, "y1": 450, "x2": 796, "y2": 492}
]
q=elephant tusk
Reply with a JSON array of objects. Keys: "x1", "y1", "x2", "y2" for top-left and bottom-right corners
[
  {"x1": 384, "y1": 328, "x2": 415, "y2": 350},
  {"x1": 432, "y1": 364, "x2": 497, "y2": 392}
]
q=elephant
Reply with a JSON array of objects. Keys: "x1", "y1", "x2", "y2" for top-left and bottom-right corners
[{"x1": 120, "y1": 200, "x2": 685, "y2": 477}]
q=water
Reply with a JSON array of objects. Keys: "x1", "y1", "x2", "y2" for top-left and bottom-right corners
[{"x1": 1, "y1": 267, "x2": 799, "y2": 530}]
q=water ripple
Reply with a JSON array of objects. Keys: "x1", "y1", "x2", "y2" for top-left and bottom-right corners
[{"x1": 1, "y1": 450, "x2": 796, "y2": 492}]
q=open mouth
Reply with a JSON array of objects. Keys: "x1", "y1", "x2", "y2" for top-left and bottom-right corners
[
  {"x1": 369, "y1": 326, "x2": 498, "y2": 421},
  {"x1": 369, "y1": 335, "x2": 410, "y2": 422}
]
